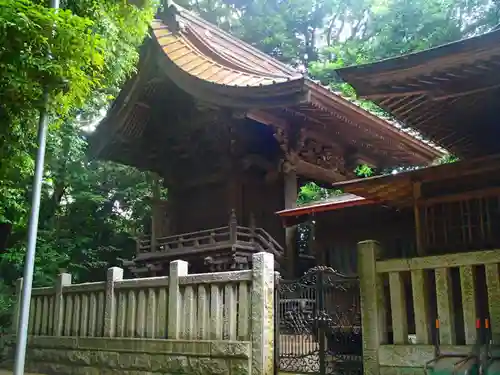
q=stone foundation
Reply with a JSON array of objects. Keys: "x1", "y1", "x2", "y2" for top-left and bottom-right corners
[{"x1": 5, "y1": 336, "x2": 251, "y2": 375}]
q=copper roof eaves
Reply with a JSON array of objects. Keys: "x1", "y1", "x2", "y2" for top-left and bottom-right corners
[
  {"x1": 186, "y1": 24, "x2": 296, "y2": 80},
  {"x1": 275, "y1": 194, "x2": 375, "y2": 217},
  {"x1": 304, "y1": 80, "x2": 445, "y2": 160},
  {"x1": 337, "y1": 28, "x2": 500, "y2": 79},
  {"x1": 153, "y1": 21, "x2": 302, "y2": 89},
  {"x1": 172, "y1": 3, "x2": 299, "y2": 77}
]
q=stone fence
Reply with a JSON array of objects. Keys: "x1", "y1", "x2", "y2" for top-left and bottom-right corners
[
  {"x1": 358, "y1": 240, "x2": 500, "y2": 375},
  {"x1": 7, "y1": 252, "x2": 276, "y2": 375}
]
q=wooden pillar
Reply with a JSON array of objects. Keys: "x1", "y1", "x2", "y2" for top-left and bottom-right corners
[
  {"x1": 228, "y1": 174, "x2": 242, "y2": 223},
  {"x1": 284, "y1": 169, "x2": 298, "y2": 277},
  {"x1": 151, "y1": 173, "x2": 161, "y2": 250},
  {"x1": 413, "y1": 181, "x2": 425, "y2": 256},
  {"x1": 228, "y1": 122, "x2": 242, "y2": 222}
]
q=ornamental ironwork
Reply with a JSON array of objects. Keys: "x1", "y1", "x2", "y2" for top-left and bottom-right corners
[{"x1": 274, "y1": 266, "x2": 363, "y2": 375}]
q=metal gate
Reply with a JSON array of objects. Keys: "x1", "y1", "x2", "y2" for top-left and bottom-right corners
[{"x1": 274, "y1": 266, "x2": 362, "y2": 375}]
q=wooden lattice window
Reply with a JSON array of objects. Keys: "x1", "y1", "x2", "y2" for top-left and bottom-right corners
[{"x1": 422, "y1": 193, "x2": 500, "y2": 254}]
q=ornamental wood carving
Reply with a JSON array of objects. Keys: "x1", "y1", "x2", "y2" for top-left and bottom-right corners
[{"x1": 273, "y1": 125, "x2": 348, "y2": 175}]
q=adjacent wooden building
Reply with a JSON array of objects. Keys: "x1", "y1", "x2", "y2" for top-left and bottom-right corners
[
  {"x1": 276, "y1": 28, "x2": 500, "y2": 374},
  {"x1": 90, "y1": 2, "x2": 441, "y2": 275},
  {"x1": 325, "y1": 26, "x2": 500, "y2": 261},
  {"x1": 278, "y1": 154, "x2": 500, "y2": 270},
  {"x1": 336, "y1": 27, "x2": 500, "y2": 158}
]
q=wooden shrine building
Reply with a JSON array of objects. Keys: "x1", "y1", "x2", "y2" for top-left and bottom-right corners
[
  {"x1": 275, "y1": 27, "x2": 500, "y2": 274},
  {"x1": 278, "y1": 155, "x2": 500, "y2": 271},
  {"x1": 277, "y1": 193, "x2": 415, "y2": 276},
  {"x1": 90, "y1": 2, "x2": 441, "y2": 276},
  {"x1": 310, "y1": 25, "x2": 500, "y2": 263},
  {"x1": 336, "y1": 27, "x2": 500, "y2": 158},
  {"x1": 273, "y1": 30, "x2": 500, "y2": 370}
]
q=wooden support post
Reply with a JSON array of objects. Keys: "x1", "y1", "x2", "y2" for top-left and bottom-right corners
[
  {"x1": 249, "y1": 212, "x2": 256, "y2": 244},
  {"x1": 151, "y1": 173, "x2": 161, "y2": 251},
  {"x1": 284, "y1": 169, "x2": 298, "y2": 277},
  {"x1": 168, "y1": 259, "x2": 188, "y2": 339},
  {"x1": 229, "y1": 209, "x2": 238, "y2": 244},
  {"x1": 357, "y1": 240, "x2": 387, "y2": 375},
  {"x1": 104, "y1": 267, "x2": 123, "y2": 337},
  {"x1": 54, "y1": 272, "x2": 72, "y2": 336},
  {"x1": 413, "y1": 181, "x2": 425, "y2": 256}
]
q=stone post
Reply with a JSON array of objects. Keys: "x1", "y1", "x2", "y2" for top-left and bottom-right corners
[
  {"x1": 11, "y1": 278, "x2": 23, "y2": 334},
  {"x1": 251, "y1": 252, "x2": 275, "y2": 375},
  {"x1": 104, "y1": 267, "x2": 123, "y2": 337},
  {"x1": 357, "y1": 240, "x2": 387, "y2": 375},
  {"x1": 54, "y1": 272, "x2": 72, "y2": 336},
  {"x1": 168, "y1": 259, "x2": 188, "y2": 339}
]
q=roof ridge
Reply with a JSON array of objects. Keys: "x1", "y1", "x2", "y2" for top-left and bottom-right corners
[
  {"x1": 338, "y1": 27, "x2": 500, "y2": 76},
  {"x1": 185, "y1": 24, "x2": 294, "y2": 79},
  {"x1": 152, "y1": 20, "x2": 296, "y2": 87},
  {"x1": 171, "y1": 1, "x2": 301, "y2": 78}
]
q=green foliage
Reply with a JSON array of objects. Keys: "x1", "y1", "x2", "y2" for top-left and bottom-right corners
[
  {"x1": 433, "y1": 154, "x2": 459, "y2": 165},
  {"x1": 297, "y1": 183, "x2": 332, "y2": 206},
  {"x1": 0, "y1": 0, "x2": 102, "y2": 231},
  {"x1": 0, "y1": 0, "x2": 156, "y2": 327},
  {"x1": 355, "y1": 165, "x2": 374, "y2": 178}
]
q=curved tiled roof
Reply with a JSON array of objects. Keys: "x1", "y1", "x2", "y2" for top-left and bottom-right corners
[
  {"x1": 150, "y1": 4, "x2": 307, "y2": 108},
  {"x1": 91, "y1": 2, "x2": 446, "y2": 171}
]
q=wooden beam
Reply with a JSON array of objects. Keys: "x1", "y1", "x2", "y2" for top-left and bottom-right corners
[
  {"x1": 360, "y1": 90, "x2": 429, "y2": 100},
  {"x1": 412, "y1": 181, "x2": 424, "y2": 256},
  {"x1": 431, "y1": 82, "x2": 500, "y2": 101},
  {"x1": 248, "y1": 109, "x2": 384, "y2": 168},
  {"x1": 151, "y1": 173, "x2": 161, "y2": 250},
  {"x1": 284, "y1": 170, "x2": 298, "y2": 278},
  {"x1": 247, "y1": 109, "x2": 288, "y2": 128},
  {"x1": 418, "y1": 186, "x2": 500, "y2": 207},
  {"x1": 294, "y1": 159, "x2": 346, "y2": 183}
]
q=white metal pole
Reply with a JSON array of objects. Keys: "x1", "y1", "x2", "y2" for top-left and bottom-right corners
[{"x1": 13, "y1": 0, "x2": 60, "y2": 373}]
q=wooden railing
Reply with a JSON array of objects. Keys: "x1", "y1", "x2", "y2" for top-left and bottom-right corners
[
  {"x1": 136, "y1": 226, "x2": 229, "y2": 253},
  {"x1": 357, "y1": 240, "x2": 500, "y2": 374},
  {"x1": 136, "y1": 225, "x2": 284, "y2": 258},
  {"x1": 13, "y1": 253, "x2": 277, "y2": 342}
]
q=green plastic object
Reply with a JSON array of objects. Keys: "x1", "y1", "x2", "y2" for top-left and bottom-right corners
[{"x1": 427, "y1": 357, "x2": 479, "y2": 375}]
